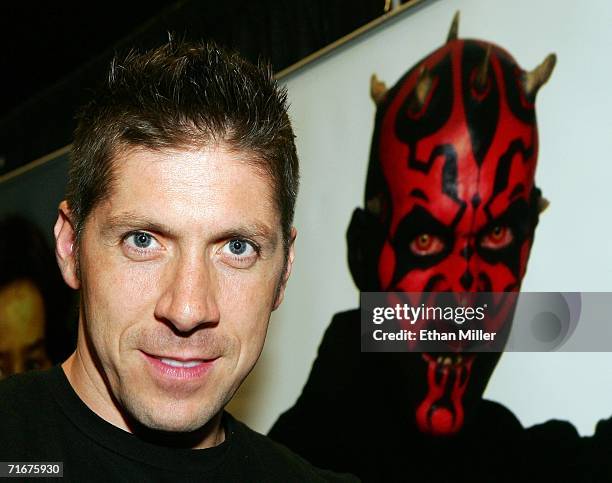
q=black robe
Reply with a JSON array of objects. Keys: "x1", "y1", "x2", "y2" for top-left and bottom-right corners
[{"x1": 269, "y1": 309, "x2": 606, "y2": 482}]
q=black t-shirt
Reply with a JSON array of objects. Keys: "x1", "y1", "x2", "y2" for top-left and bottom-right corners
[{"x1": 0, "y1": 366, "x2": 359, "y2": 482}]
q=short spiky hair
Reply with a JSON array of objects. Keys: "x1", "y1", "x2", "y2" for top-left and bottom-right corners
[{"x1": 67, "y1": 39, "x2": 299, "y2": 246}]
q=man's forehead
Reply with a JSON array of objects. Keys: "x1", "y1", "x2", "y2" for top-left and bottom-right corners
[
  {"x1": 93, "y1": 145, "x2": 282, "y2": 240},
  {"x1": 390, "y1": 187, "x2": 529, "y2": 237},
  {"x1": 111, "y1": 143, "x2": 270, "y2": 183},
  {"x1": 385, "y1": 142, "x2": 535, "y2": 230}
]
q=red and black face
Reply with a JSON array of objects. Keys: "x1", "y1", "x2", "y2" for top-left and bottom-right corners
[
  {"x1": 349, "y1": 35, "x2": 554, "y2": 436},
  {"x1": 377, "y1": 40, "x2": 540, "y2": 294}
]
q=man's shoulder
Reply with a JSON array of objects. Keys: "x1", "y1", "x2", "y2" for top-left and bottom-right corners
[{"x1": 229, "y1": 414, "x2": 359, "y2": 482}]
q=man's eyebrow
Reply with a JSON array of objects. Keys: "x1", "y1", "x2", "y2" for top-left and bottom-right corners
[{"x1": 101, "y1": 212, "x2": 177, "y2": 237}]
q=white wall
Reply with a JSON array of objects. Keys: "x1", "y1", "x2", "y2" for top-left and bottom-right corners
[{"x1": 227, "y1": 0, "x2": 612, "y2": 436}]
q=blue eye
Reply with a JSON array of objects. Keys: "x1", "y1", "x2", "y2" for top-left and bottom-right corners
[
  {"x1": 220, "y1": 239, "x2": 257, "y2": 267},
  {"x1": 223, "y1": 239, "x2": 256, "y2": 258},
  {"x1": 133, "y1": 232, "x2": 153, "y2": 249},
  {"x1": 229, "y1": 239, "x2": 247, "y2": 255},
  {"x1": 122, "y1": 231, "x2": 162, "y2": 259}
]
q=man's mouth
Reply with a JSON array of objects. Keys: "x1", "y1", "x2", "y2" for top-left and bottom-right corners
[
  {"x1": 415, "y1": 352, "x2": 476, "y2": 436},
  {"x1": 426, "y1": 353, "x2": 473, "y2": 374},
  {"x1": 158, "y1": 358, "x2": 206, "y2": 368},
  {"x1": 141, "y1": 352, "x2": 219, "y2": 383},
  {"x1": 435, "y1": 354, "x2": 463, "y2": 366}
]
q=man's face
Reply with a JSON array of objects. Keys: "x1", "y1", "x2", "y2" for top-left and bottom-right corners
[
  {"x1": 376, "y1": 41, "x2": 538, "y2": 294},
  {"x1": 0, "y1": 279, "x2": 51, "y2": 379},
  {"x1": 60, "y1": 146, "x2": 292, "y2": 434},
  {"x1": 364, "y1": 40, "x2": 542, "y2": 436}
]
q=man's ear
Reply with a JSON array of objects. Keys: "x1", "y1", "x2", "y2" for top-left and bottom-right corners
[
  {"x1": 54, "y1": 200, "x2": 80, "y2": 290},
  {"x1": 346, "y1": 208, "x2": 385, "y2": 292},
  {"x1": 272, "y1": 227, "x2": 297, "y2": 310}
]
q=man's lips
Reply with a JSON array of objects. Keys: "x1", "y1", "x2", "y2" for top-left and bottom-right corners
[{"x1": 141, "y1": 351, "x2": 219, "y2": 380}]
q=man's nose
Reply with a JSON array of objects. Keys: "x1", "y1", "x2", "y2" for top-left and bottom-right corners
[{"x1": 154, "y1": 252, "x2": 220, "y2": 333}]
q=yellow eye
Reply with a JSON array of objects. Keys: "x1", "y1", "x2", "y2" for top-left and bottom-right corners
[
  {"x1": 410, "y1": 234, "x2": 444, "y2": 256},
  {"x1": 481, "y1": 226, "x2": 513, "y2": 249}
]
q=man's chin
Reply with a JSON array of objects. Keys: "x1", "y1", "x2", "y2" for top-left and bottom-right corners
[{"x1": 121, "y1": 394, "x2": 221, "y2": 434}]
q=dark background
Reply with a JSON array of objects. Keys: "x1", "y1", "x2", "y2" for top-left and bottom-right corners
[{"x1": 0, "y1": 0, "x2": 386, "y2": 175}]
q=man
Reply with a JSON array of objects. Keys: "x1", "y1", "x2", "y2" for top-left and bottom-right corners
[
  {"x1": 0, "y1": 40, "x2": 356, "y2": 482},
  {"x1": 269, "y1": 13, "x2": 577, "y2": 482}
]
